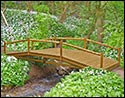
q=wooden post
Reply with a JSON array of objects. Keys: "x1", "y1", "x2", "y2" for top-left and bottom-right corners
[
  {"x1": 100, "y1": 53, "x2": 103, "y2": 68},
  {"x1": 27, "y1": 38, "x2": 30, "y2": 54},
  {"x1": 54, "y1": 37, "x2": 57, "y2": 48},
  {"x1": 60, "y1": 39, "x2": 63, "y2": 62},
  {"x1": 84, "y1": 38, "x2": 87, "y2": 49},
  {"x1": 4, "y1": 42, "x2": 6, "y2": 54},
  {"x1": 118, "y1": 48, "x2": 121, "y2": 65},
  {"x1": 32, "y1": 41, "x2": 34, "y2": 50}
]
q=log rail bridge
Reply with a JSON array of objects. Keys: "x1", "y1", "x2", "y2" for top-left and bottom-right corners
[{"x1": 4, "y1": 37, "x2": 121, "y2": 70}]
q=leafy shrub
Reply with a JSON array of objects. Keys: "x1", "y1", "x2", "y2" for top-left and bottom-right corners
[
  {"x1": 44, "y1": 66, "x2": 124, "y2": 97},
  {"x1": 1, "y1": 54, "x2": 30, "y2": 86}
]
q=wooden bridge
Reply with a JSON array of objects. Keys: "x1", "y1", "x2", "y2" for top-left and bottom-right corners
[{"x1": 4, "y1": 37, "x2": 121, "y2": 70}]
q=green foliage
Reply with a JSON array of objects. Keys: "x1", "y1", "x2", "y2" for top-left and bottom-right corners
[
  {"x1": 28, "y1": 13, "x2": 51, "y2": 39},
  {"x1": 1, "y1": 54, "x2": 30, "y2": 86},
  {"x1": 1, "y1": 9, "x2": 36, "y2": 43},
  {"x1": 33, "y1": 4, "x2": 49, "y2": 13},
  {"x1": 44, "y1": 66, "x2": 124, "y2": 97},
  {"x1": 1, "y1": 1, "x2": 27, "y2": 10},
  {"x1": 102, "y1": 21, "x2": 124, "y2": 67}
]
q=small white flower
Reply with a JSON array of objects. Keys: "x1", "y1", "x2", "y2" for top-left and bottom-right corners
[
  {"x1": 6, "y1": 56, "x2": 12, "y2": 62},
  {"x1": 89, "y1": 71, "x2": 94, "y2": 74}
]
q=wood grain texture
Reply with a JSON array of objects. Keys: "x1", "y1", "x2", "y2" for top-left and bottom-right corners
[{"x1": 6, "y1": 48, "x2": 119, "y2": 70}]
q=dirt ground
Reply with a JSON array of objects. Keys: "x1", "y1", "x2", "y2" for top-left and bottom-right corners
[{"x1": 112, "y1": 66, "x2": 124, "y2": 79}]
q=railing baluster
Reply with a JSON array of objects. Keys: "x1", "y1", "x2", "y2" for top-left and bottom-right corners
[
  {"x1": 4, "y1": 42, "x2": 6, "y2": 54},
  {"x1": 84, "y1": 38, "x2": 87, "y2": 49},
  {"x1": 60, "y1": 39, "x2": 63, "y2": 62},
  {"x1": 118, "y1": 48, "x2": 121, "y2": 64},
  {"x1": 54, "y1": 37, "x2": 57, "y2": 48},
  {"x1": 100, "y1": 53, "x2": 103, "y2": 68},
  {"x1": 32, "y1": 41, "x2": 34, "y2": 50},
  {"x1": 27, "y1": 38, "x2": 30, "y2": 54}
]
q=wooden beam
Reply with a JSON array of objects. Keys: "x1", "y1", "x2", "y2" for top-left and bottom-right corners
[
  {"x1": 31, "y1": 41, "x2": 34, "y2": 50},
  {"x1": 27, "y1": 38, "x2": 30, "y2": 54},
  {"x1": 118, "y1": 48, "x2": 121, "y2": 64},
  {"x1": 63, "y1": 42, "x2": 100, "y2": 56},
  {"x1": 84, "y1": 38, "x2": 87, "y2": 49},
  {"x1": 86, "y1": 39, "x2": 118, "y2": 50},
  {"x1": 47, "y1": 37, "x2": 84, "y2": 41},
  {"x1": 30, "y1": 39, "x2": 60, "y2": 44},
  {"x1": 54, "y1": 37, "x2": 57, "y2": 48},
  {"x1": 60, "y1": 40, "x2": 63, "y2": 61},
  {"x1": 6, "y1": 39, "x2": 27, "y2": 44},
  {"x1": 100, "y1": 53, "x2": 103, "y2": 68},
  {"x1": 4, "y1": 42, "x2": 6, "y2": 54}
]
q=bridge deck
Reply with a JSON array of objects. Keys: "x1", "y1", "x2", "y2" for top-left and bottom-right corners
[{"x1": 6, "y1": 48, "x2": 119, "y2": 70}]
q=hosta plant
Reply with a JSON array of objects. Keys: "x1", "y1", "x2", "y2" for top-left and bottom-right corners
[{"x1": 44, "y1": 66, "x2": 124, "y2": 97}]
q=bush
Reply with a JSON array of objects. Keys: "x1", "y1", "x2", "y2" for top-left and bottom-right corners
[
  {"x1": 44, "y1": 66, "x2": 124, "y2": 97},
  {"x1": 1, "y1": 54, "x2": 30, "y2": 86}
]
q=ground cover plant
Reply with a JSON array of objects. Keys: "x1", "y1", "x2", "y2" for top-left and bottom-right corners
[
  {"x1": 1, "y1": 1, "x2": 124, "y2": 90},
  {"x1": 44, "y1": 66, "x2": 124, "y2": 97},
  {"x1": 1, "y1": 53, "x2": 30, "y2": 86}
]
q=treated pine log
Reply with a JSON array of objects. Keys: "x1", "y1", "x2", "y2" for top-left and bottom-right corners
[
  {"x1": 87, "y1": 39, "x2": 118, "y2": 50},
  {"x1": 30, "y1": 39, "x2": 60, "y2": 44},
  {"x1": 4, "y1": 42, "x2": 6, "y2": 54},
  {"x1": 63, "y1": 42, "x2": 100, "y2": 56},
  {"x1": 60, "y1": 40, "x2": 63, "y2": 62},
  {"x1": 100, "y1": 53, "x2": 103, "y2": 68},
  {"x1": 6, "y1": 39, "x2": 27, "y2": 44},
  {"x1": 118, "y1": 48, "x2": 121, "y2": 64}
]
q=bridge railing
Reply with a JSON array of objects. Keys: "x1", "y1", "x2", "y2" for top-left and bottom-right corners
[
  {"x1": 4, "y1": 37, "x2": 120, "y2": 68},
  {"x1": 4, "y1": 39, "x2": 28, "y2": 54},
  {"x1": 47, "y1": 37, "x2": 121, "y2": 67}
]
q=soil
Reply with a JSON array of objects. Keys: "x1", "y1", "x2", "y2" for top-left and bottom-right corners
[
  {"x1": 1, "y1": 65, "x2": 124, "y2": 97},
  {"x1": 112, "y1": 66, "x2": 124, "y2": 79}
]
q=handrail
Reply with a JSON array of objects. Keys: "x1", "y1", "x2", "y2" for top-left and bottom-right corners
[
  {"x1": 30, "y1": 39, "x2": 60, "y2": 44},
  {"x1": 5, "y1": 39, "x2": 27, "y2": 44},
  {"x1": 63, "y1": 42, "x2": 100, "y2": 56},
  {"x1": 86, "y1": 39, "x2": 118, "y2": 50},
  {"x1": 4, "y1": 39, "x2": 28, "y2": 54},
  {"x1": 47, "y1": 37, "x2": 84, "y2": 40}
]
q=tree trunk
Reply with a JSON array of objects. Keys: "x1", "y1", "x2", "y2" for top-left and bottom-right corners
[
  {"x1": 59, "y1": 2, "x2": 69, "y2": 23},
  {"x1": 95, "y1": 1, "x2": 105, "y2": 43},
  {"x1": 27, "y1": 1, "x2": 32, "y2": 12}
]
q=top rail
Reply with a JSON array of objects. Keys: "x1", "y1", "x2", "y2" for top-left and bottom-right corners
[
  {"x1": 47, "y1": 37, "x2": 119, "y2": 50},
  {"x1": 30, "y1": 39, "x2": 60, "y2": 44},
  {"x1": 86, "y1": 39, "x2": 118, "y2": 50},
  {"x1": 63, "y1": 42, "x2": 100, "y2": 56},
  {"x1": 5, "y1": 39, "x2": 27, "y2": 44}
]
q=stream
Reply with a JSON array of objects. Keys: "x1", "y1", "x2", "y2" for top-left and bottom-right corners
[
  {"x1": 1, "y1": 73, "x2": 64, "y2": 97},
  {"x1": 1, "y1": 65, "x2": 66, "y2": 97},
  {"x1": 1, "y1": 64, "x2": 124, "y2": 97}
]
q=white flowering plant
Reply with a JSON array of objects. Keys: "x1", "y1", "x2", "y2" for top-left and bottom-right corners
[
  {"x1": 44, "y1": 66, "x2": 124, "y2": 97},
  {"x1": 1, "y1": 53, "x2": 30, "y2": 86}
]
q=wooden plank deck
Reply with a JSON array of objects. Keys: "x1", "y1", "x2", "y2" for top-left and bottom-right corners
[
  {"x1": 4, "y1": 38, "x2": 120, "y2": 70},
  {"x1": 7, "y1": 48, "x2": 119, "y2": 70},
  {"x1": 30, "y1": 48, "x2": 119, "y2": 69}
]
